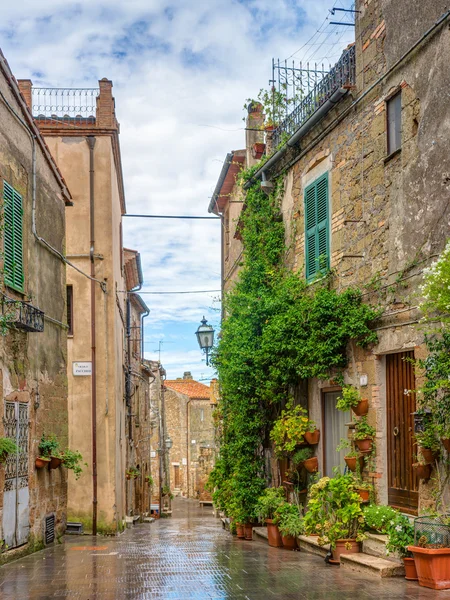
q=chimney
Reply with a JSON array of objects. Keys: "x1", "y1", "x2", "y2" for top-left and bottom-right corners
[
  {"x1": 96, "y1": 78, "x2": 118, "y2": 129},
  {"x1": 183, "y1": 371, "x2": 193, "y2": 380},
  {"x1": 245, "y1": 101, "x2": 265, "y2": 167},
  {"x1": 17, "y1": 79, "x2": 33, "y2": 112}
]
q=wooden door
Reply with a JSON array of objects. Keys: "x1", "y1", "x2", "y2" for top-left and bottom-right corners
[
  {"x1": 386, "y1": 351, "x2": 418, "y2": 512},
  {"x1": 174, "y1": 465, "x2": 180, "y2": 488}
]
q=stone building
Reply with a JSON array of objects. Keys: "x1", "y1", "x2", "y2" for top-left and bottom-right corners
[
  {"x1": 18, "y1": 77, "x2": 129, "y2": 534},
  {"x1": 210, "y1": 1, "x2": 450, "y2": 514},
  {"x1": 164, "y1": 374, "x2": 214, "y2": 499},
  {"x1": 0, "y1": 50, "x2": 70, "y2": 561}
]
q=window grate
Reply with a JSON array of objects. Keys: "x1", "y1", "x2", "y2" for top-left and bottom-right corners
[{"x1": 45, "y1": 514, "x2": 55, "y2": 545}]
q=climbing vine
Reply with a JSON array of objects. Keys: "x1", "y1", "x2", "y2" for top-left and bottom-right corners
[{"x1": 209, "y1": 172, "x2": 379, "y2": 521}]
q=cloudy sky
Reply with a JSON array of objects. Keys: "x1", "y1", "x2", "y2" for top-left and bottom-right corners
[{"x1": 1, "y1": 0, "x2": 354, "y2": 381}]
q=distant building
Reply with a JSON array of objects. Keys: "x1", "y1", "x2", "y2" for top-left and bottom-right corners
[{"x1": 164, "y1": 374, "x2": 215, "y2": 499}]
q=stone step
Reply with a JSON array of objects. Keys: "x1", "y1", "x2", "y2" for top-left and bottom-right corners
[
  {"x1": 297, "y1": 535, "x2": 329, "y2": 558},
  {"x1": 340, "y1": 552, "x2": 404, "y2": 577},
  {"x1": 362, "y1": 533, "x2": 401, "y2": 562},
  {"x1": 253, "y1": 527, "x2": 268, "y2": 540}
]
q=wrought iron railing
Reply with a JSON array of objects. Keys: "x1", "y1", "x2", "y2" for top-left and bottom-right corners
[
  {"x1": 32, "y1": 87, "x2": 99, "y2": 122},
  {"x1": 1, "y1": 296, "x2": 44, "y2": 333},
  {"x1": 272, "y1": 44, "x2": 356, "y2": 148}
]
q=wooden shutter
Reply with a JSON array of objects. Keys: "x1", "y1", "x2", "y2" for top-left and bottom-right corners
[
  {"x1": 304, "y1": 173, "x2": 329, "y2": 280},
  {"x1": 3, "y1": 182, "x2": 24, "y2": 292}
]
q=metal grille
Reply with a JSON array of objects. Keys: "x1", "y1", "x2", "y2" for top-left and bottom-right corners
[
  {"x1": 1, "y1": 295, "x2": 44, "y2": 333},
  {"x1": 3, "y1": 402, "x2": 16, "y2": 490},
  {"x1": 32, "y1": 87, "x2": 99, "y2": 122},
  {"x1": 414, "y1": 516, "x2": 450, "y2": 548},
  {"x1": 45, "y1": 514, "x2": 55, "y2": 545}
]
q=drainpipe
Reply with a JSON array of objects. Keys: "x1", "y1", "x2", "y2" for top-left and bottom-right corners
[
  {"x1": 87, "y1": 136, "x2": 98, "y2": 536},
  {"x1": 126, "y1": 285, "x2": 142, "y2": 441},
  {"x1": 140, "y1": 309, "x2": 149, "y2": 361},
  {"x1": 186, "y1": 398, "x2": 191, "y2": 498}
]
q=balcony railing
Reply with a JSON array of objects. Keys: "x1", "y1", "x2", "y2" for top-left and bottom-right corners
[
  {"x1": 272, "y1": 44, "x2": 356, "y2": 148},
  {"x1": 32, "y1": 87, "x2": 99, "y2": 123},
  {"x1": 1, "y1": 296, "x2": 44, "y2": 333}
]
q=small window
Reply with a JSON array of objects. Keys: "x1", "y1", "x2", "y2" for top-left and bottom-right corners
[
  {"x1": 67, "y1": 285, "x2": 73, "y2": 335},
  {"x1": 3, "y1": 181, "x2": 24, "y2": 292},
  {"x1": 304, "y1": 173, "x2": 330, "y2": 281},
  {"x1": 387, "y1": 92, "x2": 401, "y2": 155}
]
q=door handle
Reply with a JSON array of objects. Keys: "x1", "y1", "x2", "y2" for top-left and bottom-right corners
[{"x1": 393, "y1": 426, "x2": 399, "y2": 437}]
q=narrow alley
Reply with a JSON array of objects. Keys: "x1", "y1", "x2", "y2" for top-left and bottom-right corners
[{"x1": 0, "y1": 500, "x2": 446, "y2": 600}]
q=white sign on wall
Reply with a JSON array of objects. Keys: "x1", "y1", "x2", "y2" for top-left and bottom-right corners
[
  {"x1": 182, "y1": 458, "x2": 187, "y2": 466},
  {"x1": 73, "y1": 362, "x2": 92, "y2": 376},
  {"x1": 150, "y1": 451, "x2": 156, "y2": 458}
]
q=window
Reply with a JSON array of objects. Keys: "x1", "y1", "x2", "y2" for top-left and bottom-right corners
[
  {"x1": 323, "y1": 391, "x2": 350, "y2": 477},
  {"x1": 3, "y1": 181, "x2": 24, "y2": 292},
  {"x1": 67, "y1": 285, "x2": 73, "y2": 335},
  {"x1": 304, "y1": 173, "x2": 329, "y2": 281},
  {"x1": 387, "y1": 92, "x2": 401, "y2": 155}
]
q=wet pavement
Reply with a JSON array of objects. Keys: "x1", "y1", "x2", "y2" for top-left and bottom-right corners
[{"x1": 0, "y1": 499, "x2": 448, "y2": 599}]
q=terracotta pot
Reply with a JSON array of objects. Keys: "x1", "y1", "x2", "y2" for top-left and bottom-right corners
[
  {"x1": 344, "y1": 455, "x2": 364, "y2": 472},
  {"x1": 303, "y1": 456, "x2": 318, "y2": 473},
  {"x1": 420, "y1": 447, "x2": 440, "y2": 464},
  {"x1": 252, "y1": 142, "x2": 266, "y2": 159},
  {"x1": 407, "y1": 546, "x2": 450, "y2": 589},
  {"x1": 35, "y1": 457, "x2": 51, "y2": 469},
  {"x1": 413, "y1": 463, "x2": 432, "y2": 481},
  {"x1": 354, "y1": 438, "x2": 373, "y2": 452},
  {"x1": 265, "y1": 519, "x2": 283, "y2": 548},
  {"x1": 49, "y1": 456, "x2": 62, "y2": 469},
  {"x1": 126, "y1": 474, "x2": 131, "y2": 480},
  {"x1": 404, "y1": 557, "x2": 418, "y2": 581},
  {"x1": 357, "y1": 488, "x2": 370, "y2": 502},
  {"x1": 0, "y1": 451, "x2": 8, "y2": 463},
  {"x1": 441, "y1": 438, "x2": 450, "y2": 453},
  {"x1": 244, "y1": 523, "x2": 253, "y2": 540},
  {"x1": 332, "y1": 539, "x2": 360, "y2": 563},
  {"x1": 236, "y1": 523, "x2": 245, "y2": 539},
  {"x1": 304, "y1": 429, "x2": 320, "y2": 445},
  {"x1": 281, "y1": 534, "x2": 297, "y2": 550},
  {"x1": 352, "y1": 399, "x2": 369, "y2": 417},
  {"x1": 264, "y1": 124, "x2": 275, "y2": 132}
]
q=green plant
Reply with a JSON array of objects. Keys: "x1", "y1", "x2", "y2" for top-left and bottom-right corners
[
  {"x1": 59, "y1": 449, "x2": 86, "y2": 480},
  {"x1": 276, "y1": 502, "x2": 304, "y2": 537},
  {"x1": 336, "y1": 438, "x2": 360, "y2": 458},
  {"x1": 303, "y1": 474, "x2": 366, "y2": 549},
  {"x1": 270, "y1": 402, "x2": 315, "y2": 456},
  {"x1": 244, "y1": 86, "x2": 302, "y2": 128},
  {"x1": 126, "y1": 467, "x2": 140, "y2": 479},
  {"x1": 162, "y1": 485, "x2": 174, "y2": 500},
  {"x1": 0, "y1": 437, "x2": 18, "y2": 461},
  {"x1": 38, "y1": 434, "x2": 60, "y2": 458},
  {"x1": 336, "y1": 385, "x2": 361, "y2": 412},
  {"x1": 292, "y1": 447, "x2": 314, "y2": 465},
  {"x1": 145, "y1": 475, "x2": 154, "y2": 486},
  {"x1": 386, "y1": 513, "x2": 415, "y2": 558},
  {"x1": 363, "y1": 505, "x2": 398, "y2": 533},
  {"x1": 415, "y1": 423, "x2": 440, "y2": 451},
  {"x1": 255, "y1": 487, "x2": 285, "y2": 522},
  {"x1": 353, "y1": 416, "x2": 376, "y2": 441}
]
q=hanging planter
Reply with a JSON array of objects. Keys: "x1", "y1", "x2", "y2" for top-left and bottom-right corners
[
  {"x1": 49, "y1": 456, "x2": 62, "y2": 469},
  {"x1": 304, "y1": 429, "x2": 320, "y2": 445},
  {"x1": 35, "y1": 456, "x2": 51, "y2": 469},
  {"x1": 303, "y1": 456, "x2": 318, "y2": 473},
  {"x1": 441, "y1": 439, "x2": 450, "y2": 453},
  {"x1": 344, "y1": 455, "x2": 364, "y2": 472},
  {"x1": 352, "y1": 399, "x2": 369, "y2": 417},
  {"x1": 419, "y1": 447, "x2": 440, "y2": 464},
  {"x1": 356, "y1": 488, "x2": 370, "y2": 503},
  {"x1": 354, "y1": 438, "x2": 373, "y2": 452},
  {"x1": 412, "y1": 462, "x2": 432, "y2": 481}
]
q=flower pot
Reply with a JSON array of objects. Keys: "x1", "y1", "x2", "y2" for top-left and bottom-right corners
[
  {"x1": 357, "y1": 488, "x2": 370, "y2": 503},
  {"x1": 35, "y1": 457, "x2": 51, "y2": 469},
  {"x1": 331, "y1": 539, "x2": 360, "y2": 564},
  {"x1": 404, "y1": 557, "x2": 418, "y2": 581},
  {"x1": 0, "y1": 451, "x2": 9, "y2": 463},
  {"x1": 126, "y1": 474, "x2": 131, "y2": 480},
  {"x1": 413, "y1": 463, "x2": 432, "y2": 481},
  {"x1": 264, "y1": 124, "x2": 275, "y2": 132},
  {"x1": 441, "y1": 438, "x2": 450, "y2": 453},
  {"x1": 265, "y1": 519, "x2": 283, "y2": 548},
  {"x1": 407, "y1": 546, "x2": 450, "y2": 589},
  {"x1": 281, "y1": 534, "x2": 297, "y2": 550},
  {"x1": 252, "y1": 142, "x2": 266, "y2": 159},
  {"x1": 236, "y1": 523, "x2": 245, "y2": 539},
  {"x1": 304, "y1": 429, "x2": 320, "y2": 445},
  {"x1": 352, "y1": 399, "x2": 369, "y2": 417},
  {"x1": 344, "y1": 455, "x2": 364, "y2": 472},
  {"x1": 419, "y1": 447, "x2": 440, "y2": 464},
  {"x1": 303, "y1": 456, "x2": 318, "y2": 473},
  {"x1": 244, "y1": 524, "x2": 253, "y2": 540},
  {"x1": 49, "y1": 456, "x2": 62, "y2": 469},
  {"x1": 354, "y1": 438, "x2": 373, "y2": 452}
]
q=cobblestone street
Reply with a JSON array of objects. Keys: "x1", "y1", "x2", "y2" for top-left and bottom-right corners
[{"x1": 0, "y1": 499, "x2": 447, "y2": 600}]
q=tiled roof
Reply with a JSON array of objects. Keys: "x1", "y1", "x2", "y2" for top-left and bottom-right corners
[{"x1": 164, "y1": 380, "x2": 210, "y2": 399}]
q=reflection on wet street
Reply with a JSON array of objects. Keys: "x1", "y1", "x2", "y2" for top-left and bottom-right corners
[{"x1": 0, "y1": 499, "x2": 447, "y2": 599}]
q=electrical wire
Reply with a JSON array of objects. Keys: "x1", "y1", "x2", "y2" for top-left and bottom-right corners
[{"x1": 118, "y1": 290, "x2": 221, "y2": 295}]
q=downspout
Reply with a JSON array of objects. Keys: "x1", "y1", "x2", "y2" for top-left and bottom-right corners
[
  {"x1": 186, "y1": 398, "x2": 191, "y2": 498},
  {"x1": 87, "y1": 136, "x2": 98, "y2": 536},
  {"x1": 126, "y1": 285, "x2": 142, "y2": 441},
  {"x1": 140, "y1": 309, "x2": 149, "y2": 361}
]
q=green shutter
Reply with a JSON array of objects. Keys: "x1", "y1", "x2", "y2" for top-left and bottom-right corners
[
  {"x1": 3, "y1": 181, "x2": 24, "y2": 292},
  {"x1": 304, "y1": 173, "x2": 329, "y2": 280}
]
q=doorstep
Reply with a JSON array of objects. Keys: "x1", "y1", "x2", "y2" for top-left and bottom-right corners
[
  {"x1": 362, "y1": 533, "x2": 400, "y2": 562},
  {"x1": 297, "y1": 535, "x2": 329, "y2": 557},
  {"x1": 340, "y1": 552, "x2": 404, "y2": 577},
  {"x1": 253, "y1": 527, "x2": 268, "y2": 541}
]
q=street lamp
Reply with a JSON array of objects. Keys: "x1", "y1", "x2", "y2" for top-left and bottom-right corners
[
  {"x1": 165, "y1": 435, "x2": 173, "y2": 450},
  {"x1": 195, "y1": 316, "x2": 215, "y2": 366}
]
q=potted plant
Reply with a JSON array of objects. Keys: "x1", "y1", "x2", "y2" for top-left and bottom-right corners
[
  {"x1": 336, "y1": 385, "x2": 368, "y2": 416},
  {"x1": 59, "y1": 449, "x2": 86, "y2": 480},
  {"x1": 337, "y1": 439, "x2": 364, "y2": 473},
  {"x1": 252, "y1": 142, "x2": 266, "y2": 159},
  {"x1": 38, "y1": 434, "x2": 60, "y2": 469},
  {"x1": 415, "y1": 425, "x2": 440, "y2": 464},
  {"x1": 303, "y1": 474, "x2": 366, "y2": 563},
  {"x1": 386, "y1": 513, "x2": 417, "y2": 580},
  {"x1": 145, "y1": 475, "x2": 154, "y2": 486},
  {"x1": 407, "y1": 514, "x2": 450, "y2": 589},
  {"x1": 126, "y1": 467, "x2": 140, "y2": 480},
  {"x1": 353, "y1": 416, "x2": 376, "y2": 452},
  {"x1": 363, "y1": 504, "x2": 398, "y2": 533},
  {"x1": 0, "y1": 437, "x2": 18, "y2": 463},
  {"x1": 354, "y1": 480, "x2": 372, "y2": 503},
  {"x1": 304, "y1": 425, "x2": 320, "y2": 446},
  {"x1": 276, "y1": 502, "x2": 304, "y2": 550},
  {"x1": 162, "y1": 485, "x2": 174, "y2": 499},
  {"x1": 412, "y1": 458, "x2": 432, "y2": 481},
  {"x1": 270, "y1": 402, "x2": 316, "y2": 457},
  {"x1": 255, "y1": 487, "x2": 285, "y2": 548}
]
